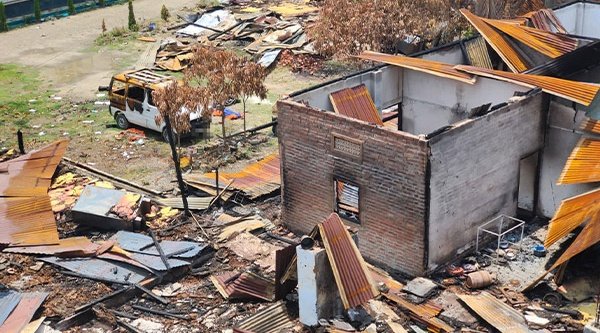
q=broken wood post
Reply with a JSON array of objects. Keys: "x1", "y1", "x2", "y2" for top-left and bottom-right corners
[
  {"x1": 148, "y1": 230, "x2": 171, "y2": 271},
  {"x1": 164, "y1": 115, "x2": 190, "y2": 216},
  {"x1": 208, "y1": 179, "x2": 234, "y2": 209},
  {"x1": 17, "y1": 130, "x2": 25, "y2": 154},
  {"x1": 134, "y1": 283, "x2": 169, "y2": 305}
]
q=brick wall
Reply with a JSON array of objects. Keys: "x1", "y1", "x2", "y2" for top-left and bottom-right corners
[
  {"x1": 277, "y1": 100, "x2": 429, "y2": 276},
  {"x1": 427, "y1": 92, "x2": 545, "y2": 269}
]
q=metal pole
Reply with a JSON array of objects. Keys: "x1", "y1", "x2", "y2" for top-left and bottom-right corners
[
  {"x1": 164, "y1": 116, "x2": 190, "y2": 217},
  {"x1": 17, "y1": 130, "x2": 25, "y2": 154}
]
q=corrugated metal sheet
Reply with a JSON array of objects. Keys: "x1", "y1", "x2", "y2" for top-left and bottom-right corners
[
  {"x1": 526, "y1": 213, "x2": 600, "y2": 291},
  {"x1": 455, "y1": 65, "x2": 600, "y2": 106},
  {"x1": 545, "y1": 187, "x2": 600, "y2": 247},
  {"x1": 526, "y1": 41, "x2": 600, "y2": 77},
  {"x1": 522, "y1": 8, "x2": 567, "y2": 33},
  {"x1": 3, "y1": 237, "x2": 99, "y2": 256},
  {"x1": 0, "y1": 291, "x2": 22, "y2": 326},
  {"x1": 41, "y1": 257, "x2": 150, "y2": 284},
  {"x1": 460, "y1": 9, "x2": 529, "y2": 73},
  {"x1": 458, "y1": 292, "x2": 529, "y2": 333},
  {"x1": 319, "y1": 213, "x2": 377, "y2": 309},
  {"x1": 0, "y1": 140, "x2": 67, "y2": 246},
  {"x1": 113, "y1": 230, "x2": 206, "y2": 258},
  {"x1": 557, "y1": 138, "x2": 600, "y2": 185},
  {"x1": 0, "y1": 292, "x2": 48, "y2": 333},
  {"x1": 581, "y1": 118, "x2": 600, "y2": 134},
  {"x1": 211, "y1": 271, "x2": 275, "y2": 302},
  {"x1": 464, "y1": 37, "x2": 494, "y2": 69},
  {"x1": 383, "y1": 293, "x2": 452, "y2": 332},
  {"x1": 329, "y1": 84, "x2": 383, "y2": 125},
  {"x1": 357, "y1": 51, "x2": 476, "y2": 84},
  {"x1": 185, "y1": 153, "x2": 280, "y2": 200},
  {"x1": 233, "y1": 302, "x2": 294, "y2": 333},
  {"x1": 275, "y1": 244, "x2": 297, "y2": 300},
  {"x1": 158, "y1": 197, "x2": 211, "y2": 210},
  {"x1": 484, "y1": 18, "x2": 577, "y2": 58}
]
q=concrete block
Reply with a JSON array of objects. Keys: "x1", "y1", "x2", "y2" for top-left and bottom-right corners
[{"x1": 297, "y1": 245, "x2": 343, "y2": 326}]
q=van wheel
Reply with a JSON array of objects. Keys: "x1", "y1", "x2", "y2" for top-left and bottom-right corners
[
  {"x1": 115, "y1": 113, "x2": 129, "y2": 129},
  {"x1": 162, "y1": 128, "x2": 178, "y2": 143}
]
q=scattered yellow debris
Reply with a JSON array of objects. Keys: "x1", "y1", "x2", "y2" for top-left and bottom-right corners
[
  {"x1": 180, "y1": 156, "x2": 191, "y2": 169},
  {"x1": 268, "y1": 1, "x2": 318, "y2": 17},
  {"x1": 240, "y1": 6, "x2": 261, "y2": 13},
  {"x1": 94, "y1": 181, "x2": 115, "y2": 189}
]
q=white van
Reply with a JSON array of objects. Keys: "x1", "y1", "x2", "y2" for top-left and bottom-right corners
[{"x1": 107, "y1": 69, "x2": 209, "y2": 141}]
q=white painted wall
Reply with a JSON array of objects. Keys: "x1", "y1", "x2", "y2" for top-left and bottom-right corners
[
  {"x1": 554, "y1": 2, "x2": 600, "y2": 38},
  {"x1": 537, "y1": 101, "x2": 598, "y2": 217}
]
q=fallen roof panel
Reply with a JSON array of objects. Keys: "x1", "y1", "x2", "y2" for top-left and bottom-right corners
[
  {"x1": 113, "y1": 230, "x2": 206, "y2": 258},
  {"x1": 522, "y1": 8, "x2": 567, "y2": 33},
  {"x1": 581, "y1": 118, "x2": 600, "y2": 134},
  {"x1": 545, "y1": 187, "x2": 600, "y2": 247},
  {"x1": 3, "y1": 237, "x2": 99, "y2": 256},
  {"x1": 455, "y1": 65, "x2": 600, "y2": 106},
  {"x1": 457, "y1": 292, "x2": 529, "y2": 333},
  {"x1": 557, "y1": 138, "x2": 600, "y2": 185},
  {"x1": 233, "y1": 302, "x2": 294, "y2": 333},
  {"x1": 483, "y1": 18, "x2": 577, "y2": 58},
  {"x1": 211, "y1": 271, "x2": 275, "y2": 302},
  {"x1": 526, "y1": 40, "x2": 600, "y2": 77},
  {"x1": 329, "y1": 84, "x2": 383, "y2": 125},
  {"x1": 184, "y1": 153, "x2": 280, "y2": 200},
  {"x1": 460, "y1": 9, "x2": 528, "y2": 73},
  {"x1": 464, "y1": 37, "x2": 494, "y2": 69},
  {"x1": 526, "y1": 213, "x2": 600, "y2": 291},
  {"x1": 357, "y1": 51, "x2": 476, "y2": 84},
  {"x1": 41, "y1": 257, "x2": 150, "y2": 284},
  {"x1": 158, "y1": 197, "x2": 212, "y2": 210},
  {"x1": 383, "y1": 293, "x2": 452, "y2": 332},
  {"x1": 319, "y1": 213, "x2": 377, "y2": 309},
  {"x1": 0, "y1": 292, "x2": 48, "y2": 333}
]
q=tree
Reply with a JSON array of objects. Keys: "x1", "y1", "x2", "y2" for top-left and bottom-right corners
[
  {"x1": 128, "y1": 0, "x2": 137, "y2": 31},
  {"x1": 161, "y1": 4, "x2": 170, "y2": 22},
  {"x1": 67, "y1": 0, "x2": 75, "y2": 15},
  {"x1": 0, "y1": 2, "x2": 7, "y2": 32},
  {"x1": 34, "y1": 0, "x2": 41, "y2": 22},
  {"x1": 185, "y1": 46, "x2": 267, "y2": 140},
  {"x1": 152, "y1": 82, "x2": 196, "y2": 217},
  {"x1": 308, "y1": 0, "x2": 544, "y2": 59},
  {"x1": 101, "y1": 18, "x2": 106, "y2": 33}
]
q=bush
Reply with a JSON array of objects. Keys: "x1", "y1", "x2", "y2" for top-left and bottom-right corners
[
  {"x1": 161, "y1": 4, "x2": 170, "y2": 22},
  {"x1": 0, "y1": 3, "x2": 7, "y2": 32},
  {"x1": 67, "y1": 0, "x2": 75, "y2": 15},
  {"x1": 98, "y1": 0, "x2": 105, "y2": 7},
  {"x1": 128, "y1": 0, "x2": 138, "y2": 31},
  {"x1": 95, "y1": 26, "x2": 132, "y2": 46},
  {"x1": 34, "y1": 0, "x2": 41, "y2": 22}
]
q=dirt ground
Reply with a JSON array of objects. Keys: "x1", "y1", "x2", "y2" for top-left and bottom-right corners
[{"x1": 0, "y1": 0, "x2": 199, "y2": 101}]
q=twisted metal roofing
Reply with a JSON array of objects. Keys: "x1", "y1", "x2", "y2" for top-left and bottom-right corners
[
  {"x1": 357, "y1": 51, "x2": 476, "y2": 84},
  {"x1": 455, "y1": 65, "x2": 600, "y2": 106},
  {"x1": 581, "y1": 118, "x2": 600, "y2": 134},
  {"x1": 557, "y1": 138, "x2": 600, "y2": 185},
  {"x1": 458, "y1": 292, "x2": 529, "y2": 333},
  {"x1": 329, "y1": 84, "x2": 383, "y2": 125},
  {"x1": 319, "y1": 213, "x2": 377, "y2": 309},
  {"x1": 545, "y1": 187, "x2": 600, "y2": 247}
]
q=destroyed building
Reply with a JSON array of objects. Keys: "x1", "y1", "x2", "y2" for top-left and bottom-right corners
[{"x1": 276, "y1": 0, "x2": 600, "y2": 276}]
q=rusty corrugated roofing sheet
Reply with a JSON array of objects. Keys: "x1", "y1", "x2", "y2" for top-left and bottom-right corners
[
  {"x1": 0, "y1": 140, "x2": 67, "y2": 246},
  {"x1": 185, "y1": 153, "x2": 280, "y2": 200},
  {"x1": 458, "y1": 292, "x2": 528, "y2": 333},
  {"x1": 522, "y1": 8, "x2": 567, "y2": 33},
  {"x1": 211, "y1": 271, "x2": 275, "y2": 302},
  {"x1": 319, "y1": 213, "x2": 377, "y2": 309},
  {"x1": 460, "y1": 9, "x2": 529, "y2": 73},
  {"x1": 3, "y1": 236, "x2": 99, "y2": 256},
  {"x1": 581, "y1": 118, "x2": 600, "y2": 134},
  {"x1": 557, "y1": 138, "x2": 600, "y2": 185},
  {"x1": 0, "y1": 292, "x2": 48, "y2": 333},
  {"x1": 233, "y1": 302, "x2": 294, "y2": 333},
  {"x1": 455, "y1": 65, "x2": 600, "y2": 106},
  {"x1": 484, "y1": 19, "x2": 578, "y2": 58},
  {"x1": 383, "y1": 293, "x2": 452, "y2": 332},
  {"x1": 357, "y1": 51, "x2": 476, "y2": 84},
  {"x1": 329, "y1": 84, "x2": 383, "y2": 125},
  {"x1": 544, "y1": 187, "x2": 600, "y2": 247},
  {"x1": 526, "y1": 213, "x2": 600, "y2": 291}
]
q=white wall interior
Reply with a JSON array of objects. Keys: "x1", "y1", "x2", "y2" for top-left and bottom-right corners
[
  {"x1": 427, "y1": 93, "x2": 544, "y2": 268},
  {"x1": 518, "y1": 152, "x2": 538, "y2": 212},
  {"x1": 554, "y1": 2, "x2": 600, "y2": 38},
  {"x1": 537, "y1": 101, "x2": 598, "y2": 217}
]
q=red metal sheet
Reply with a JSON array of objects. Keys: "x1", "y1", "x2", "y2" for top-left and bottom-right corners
[
  {"x1": 0, "y1": 292, "x2": 48, "y2": 333},
  {"x1": 330, "y1": 84, "x2": 383, "y2": 125},
  {"x1": 319, "y1": 213, "x2": 377, "y2": 309},
  {"x1": 211, "y1": 271, "x2": 275, "y2": 302},
  {"x1": 234, "y1": 302, "x2": 294, "y2": 333}
]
